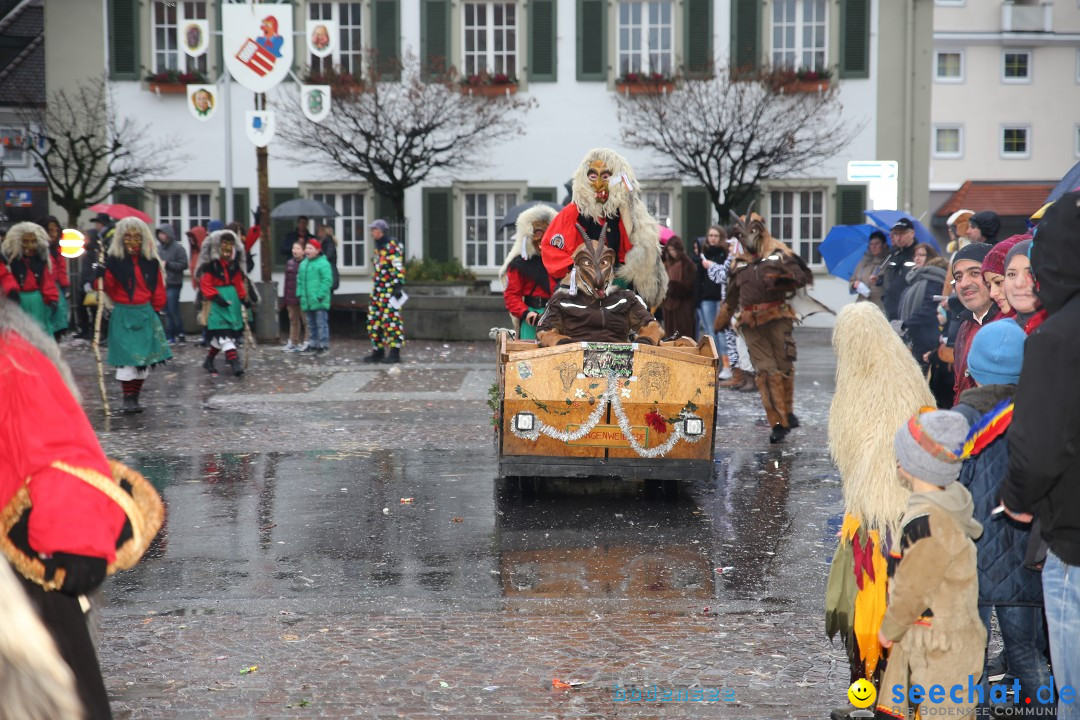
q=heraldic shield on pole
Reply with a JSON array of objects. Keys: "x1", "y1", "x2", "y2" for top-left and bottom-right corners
[{"x1": 222, "y1": 3, "x2": 294, "y2": 94}]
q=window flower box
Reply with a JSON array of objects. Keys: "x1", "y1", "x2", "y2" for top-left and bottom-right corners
[
  {"x1": 615, "y1": 73, "x2": 675, "y2": 96},
  {"x1": 459, "y1": 73, "x2": 519, "y2": 97},
  {"x1": 144, "y1": 70, "x2": 209, "y2": 94},
  {"x1": 774, "y1": 68, "x2": 832, "y2": 94}
]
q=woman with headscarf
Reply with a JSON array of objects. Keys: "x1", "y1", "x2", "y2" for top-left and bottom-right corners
[
  {"x1": 499, "y1": 204, "x2": 558, "y2": 340},
  {"x1": 981, "y1": 234, "x2": 1027, "y2": 318},
  {"x1": 849, "y1": 231, "x2": 888, "y2": 311},
  {"x1": 661, "y1": 235, "x2": 697, "y2": 339}
]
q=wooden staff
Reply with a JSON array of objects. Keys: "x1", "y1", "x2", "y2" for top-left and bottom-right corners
[{"x1": 91, "y1": 243, "x2": 110, "y2": 415}]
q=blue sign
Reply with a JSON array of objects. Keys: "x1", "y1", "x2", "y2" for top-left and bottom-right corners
[{"x1": 4, "y1": 189, "x2": 33, "y2": 208}]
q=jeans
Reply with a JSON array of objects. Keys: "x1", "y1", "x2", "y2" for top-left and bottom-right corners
[
  {"x1": 1044, "y1": 551, "x2": 1080, "y2": 718},
  {"x1": 306, "y1": 309, "x2": 329, "y2": 349},
  {"x1": 978, "y1": 604, "x2": 1055, "y2": 708},
  {"x1": 698, "y1": 300, "x2": 725, "y2": 357},
  {"x1": 164, "y1": 286, "x2": 184, "y2": 340}
]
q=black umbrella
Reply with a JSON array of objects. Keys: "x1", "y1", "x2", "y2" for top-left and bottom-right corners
[
  {"x1": 270, "y1": 198, "x2": 339, "y2": 219},
  {"x1": 497, "y1": 201, "x2": 561, "y2": 231},
  {"x1": 1045, "y1": 160, "x2": 1080, "y2": 204}
]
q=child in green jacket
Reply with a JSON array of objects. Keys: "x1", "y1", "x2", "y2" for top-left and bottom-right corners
[{"x1": 297, "y1": 239, "x2": 332, "y2": 356}]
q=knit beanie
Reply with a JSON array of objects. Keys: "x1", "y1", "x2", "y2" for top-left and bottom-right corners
[
  {"x1": 970, "y1": 211, "x2": 1002, "y2": 243},
  {"x1": 967, "y1": 319, "x2": 1026, "y2": 386},
  {"x1": 894, "y1": 410, "x2": 970, "y2": 487},
  {"x1": 306, "y1": 238, "x2": 322, "y2": 252},
  {"x1": 1004, "y1": 239, "x2": 1033, "y2": 273},
  {"x1": 981, "y1": 234, "x2": 1028, "y2": 276},
  {"x1": 952, "y1": 242, "x2": 992, "y2": 266}
]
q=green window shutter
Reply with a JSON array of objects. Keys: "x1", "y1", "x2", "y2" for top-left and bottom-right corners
[
  {"x1": 683, "y1": 0, "x2": 713, "y2": 77},
  {"x1": 113, "y1": 188, "x2": 144, "y2": 211},
  {"x1": 528, "y1": 0, "x2": 557, "y2": 82},
  {"x1": 423, "y1": 187, "x2": 453, "y2": 262},
  {"x1": 374, "y1": 193, "x2": 396, "y2": 222},
  {"x1": 270, "y1": 188, "x2": 300, "y2": 272},
  {"x1": 576, "y1": 0, "x2": 606, "y2": 81},
  {"x1": 372, "y1": 0, "x2": 401, "y2": 81},
  {"x1": 217, "y1": 188, "x2": 249, "y2": 225},
  {"x1": 839, "y1": 0, "x2": 870, "y2": 79},
  {"x1": 681, "y1": 187, "x2": 711, "y2": 248},
  {"x1": 420, "y1": 0, "x2": 451, "y2": 80},
  {"x1": 835, "y1": 185, "x2": 867, "y2": 226},
  {"x1": 108, "y1": 0, "x2": 140, "y2": 80},
  {"x1": 730, "y1": 0, "x2": 760, "y2": 73},
  {"x1": 526, "y1": 187, "x2": 558, "y2": 203}
]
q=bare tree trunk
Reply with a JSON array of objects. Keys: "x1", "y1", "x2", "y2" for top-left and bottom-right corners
[{"x1": 256, "y1": 97, "x2": 271, "y2": 283}]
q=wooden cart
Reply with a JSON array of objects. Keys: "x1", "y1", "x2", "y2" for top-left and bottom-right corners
[{"x1": 494, "y1": 332, "x2": 719, "y2": 482}]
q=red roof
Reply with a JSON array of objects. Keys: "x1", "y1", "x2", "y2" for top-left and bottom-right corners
[{"x1": 935, "y1": 181, "x2": 1055, "y2": 218}]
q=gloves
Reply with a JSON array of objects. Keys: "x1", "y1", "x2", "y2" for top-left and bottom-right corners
[
  {"x1": 252, "y1": 205, "x2": 264, "y2": 224},
  {"x1": 212, "y1": 295, "x2": 231, "y2": 307},
  {"x1": 45, "y1": 552, "x2": 108, "y2": 596},
  {"x1": 92, "y1": 263, "x2": 106, "y2": 279}
]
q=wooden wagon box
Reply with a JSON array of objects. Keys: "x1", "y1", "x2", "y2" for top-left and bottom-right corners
[{"x1": 495, "y1": 332, "x2": 719, "y2": 482}]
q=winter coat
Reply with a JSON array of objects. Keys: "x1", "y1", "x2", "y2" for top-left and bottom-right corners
[
  {"x1": 694, "y1": 241, "x2": 727, "y2": 303},
  {"x1": 297, "y1": 254, "x2": 332, "y2": 312},
  {"x1": 319, "y1": 235, "x2": 340, "y2": 291},
  {"x1": 662, "y1": 254, "x2": 697, "y2": 338},
  {"x1": 850, "y1": 249, "x2": 887, "y2": 310},
  {"x1": 899, "y1": 265, "x2": 947, "y2": 360},
  {"x1": 283, "y1": 257, "x2": 301, "y2": 306},
  {"x1": 955, "y1": 385, "x2": 1043, "y2": 607},
  {"x1": 1002, "y1": 191, "x2": 1080, "y2": 566},
  {"x1": 503, "y1": 255, "x2": 555, "y2": 320},
  {"x1": 536, "y1": 287, "x2": 658, "y2": 345},
  {"x1": 952, "y1": 305, "x2": 1001, "y2": 403},
  {"x1": 882, "y1": 244, "x2": 917, "y2": 321},
  {"x1": 157, "y1": 225, "x2": 189, "y2": 288}
]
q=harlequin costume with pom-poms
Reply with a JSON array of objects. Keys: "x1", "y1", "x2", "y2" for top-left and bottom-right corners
[
  {"x1": 196, "y1": 230, "x2": 254, "y2": 377},
  {"x1": 540, "y1": 148, "x2": 667, "y2": 309},
  {"x1": 824, "y1": 303, "x2": 936, "y2": 717},
  {"x1": 1, "y1": 221, "x2": 59, "y2": 335},
  {"x1": 366, "y1": 235, "x2": 405, "y2": 355},
  {"x1": 101, "y1": 217, "x2": 172, "y2": 414}
]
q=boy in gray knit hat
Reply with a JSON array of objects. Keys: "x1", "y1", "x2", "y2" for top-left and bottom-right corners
[{"x1": 874, "y1": 409, "x2": 987, "y2": 719}]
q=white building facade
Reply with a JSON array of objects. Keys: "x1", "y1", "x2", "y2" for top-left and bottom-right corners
[{"x1": 42, "y1": 0, "x2": 931, "y2": 303}]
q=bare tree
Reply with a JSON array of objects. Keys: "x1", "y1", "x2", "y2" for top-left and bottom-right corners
[
  {"x1": 614, "y1": 67, "x2": 862, "y2": 220},
  {"x1": 17, "y1": 76, "x2": 184, "y2": 227},
  {"x1": 277, "y1": 51, "x2": 536, "y2": 222}
]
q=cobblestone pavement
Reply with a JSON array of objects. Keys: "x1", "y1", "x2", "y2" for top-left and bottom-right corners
[{"x1": 60, "y1": 329, "x2": 853, "y2": 718}]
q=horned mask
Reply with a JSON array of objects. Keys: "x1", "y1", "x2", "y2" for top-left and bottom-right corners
[{"x1": 567, "y1": 239, "x2": 615, "y2": 298}]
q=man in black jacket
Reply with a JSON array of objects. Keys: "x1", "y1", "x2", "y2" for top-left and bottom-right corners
[
  {"x1": 881, "y1": 217, "x2": 917, "y2": 321},
  {"x1": 1002, "y1": 191, "x2": 1080, "y2": 712}
]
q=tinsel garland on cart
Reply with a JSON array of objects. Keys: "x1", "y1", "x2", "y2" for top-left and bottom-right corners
[{"x1": 509, "y1": 375, "x2": 704, "y2": 459}]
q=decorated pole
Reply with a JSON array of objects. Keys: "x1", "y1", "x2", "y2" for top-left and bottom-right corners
[{"x1": 91, "y1": 241, "x2": 110, "y2": 415}]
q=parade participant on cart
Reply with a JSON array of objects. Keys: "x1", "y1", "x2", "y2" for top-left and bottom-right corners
[
  {"x1": 536, "y1": 237, "x2": 665, "y2": 347},
  {"x1": 499, "y1": 204, "x2": 558, "y2": 340},
  {"x1": 44, "y1": 216, "x2": 71, "y2": 340},
  {"x1": 712, "y1": 211, "x2": 812, "y2": 443},
  {"x1": 541, "y1": 148, "x2": 667, "y2": 309},
  {"x1": 825, "y1": 302, "x2": 937, "y2": 720},
  {"x1": 196, "y1": 230, "x2": 252, "y2": 376},
  {"x1": 364, "y1": 219, "x2": 405, "y2": 364},
  {"x1": 0, "y1": 222, "x2": 60, "y2": 336},
  {"x1": 97, "y1": 217, "x2": 172, "y2": 413},
  {"x1": 0, "y1": 293, "x2": 164, "y2": 720}
]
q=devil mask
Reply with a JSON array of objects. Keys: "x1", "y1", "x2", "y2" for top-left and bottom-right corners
[{"x1": 568, "y1": 238, "x2": 615, "y2": 297}]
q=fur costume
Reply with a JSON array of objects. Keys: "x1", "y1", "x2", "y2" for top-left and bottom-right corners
[
  {"x1": 1, "y1": 222, "x2": 59, "y2": 334},
  {"x1": 540, "y1": 148, "x2": 668, "y2": 307},
  {"x1": 195, "y1": 229, "x2": 259, "y2": 308},
  {"x1": 501, "y1": 204, "x2": 558, "y2": 337},
  {"x1": 826, "y1": 302, "x2": 936, "y2": 689},
  {"x1": 1, "y1": 221, "x2": 52, "y2": 269},
  {"x1": 196, "y1": 230, "x2": 255, "y2": 376},
  {"x1": 536, "y1": 238, "x2": 664, "y2": 347}
]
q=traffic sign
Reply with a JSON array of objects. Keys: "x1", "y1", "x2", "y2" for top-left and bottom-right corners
[{"x1": 846, "y1": 161, "x2": 899, "y2": 182}]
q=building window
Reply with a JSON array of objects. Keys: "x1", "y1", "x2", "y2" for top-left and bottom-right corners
[
  {"x1": 933, "y1": 126, "x2": 963, "y2": 158},
  {"x1": 464, "y1": 191, "x2": 518, "y2": 268},
  {"x1": 310, "y1": 191, "x2": 367, "y2": 269},
  {"x1": 463, "y1": 2, "x2": 518, "y2": 78},
  {"x1": 617, "y1": 1, "x2": 674, "y2": 78},
  {"x1": 1002, "y1": 50, "x2": 1031, "y2": 82},
  {"x1": 152, "y1": 1, "x2": 208, "y2": 75},
  {"x1": 771, "y1": 0, "x2": 827, "y2": 71},
  {"x1": 308, "y1": 3, "x2": 363, "y2": 76},
  {"x1": 643, "y1": 190, "x2": 672, "y2": 227},
  {"x1": 769, "y1": 189, "x2": 825, "y2": 266},
  {"x1": 934, "y1": 50, "x2": 963, "y2": 82},
  {"x1": 1001, "y1": 126, "x2": 1030, "y2": 158},
  {"x1": 0, "y1": 126, "x2": 28, "y2": 166},
  {"x1": 157, "y1": 192, "x2": 212, "y2": 240}
]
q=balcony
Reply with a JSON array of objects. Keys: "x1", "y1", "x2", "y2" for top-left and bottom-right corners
[{"x1": 1002, "y1": 1, "x2": 1053, "y2": 33}]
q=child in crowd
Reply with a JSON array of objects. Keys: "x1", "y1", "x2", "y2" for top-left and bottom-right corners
[
  {"x1": 297, "y1": 238, "x2": 331, "y2": 357},
  {"x1": 282, "y1": 240, "x2": 308, "y2": 352},
  {"x1": 876, "y1": 408, "x2": 986, "y2": 720}
]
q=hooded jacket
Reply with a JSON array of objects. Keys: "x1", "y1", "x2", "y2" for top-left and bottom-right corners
[
  {"x1": 881, "y1": 244, "x2": 917, "y2": 321},
  {"x1": 156, "y1": 225, "x2": 188, "y2": 288},
  {"x1": 1002, "y1": 191, "x2": 1080, "y2": 565},
  {"x1": 899, "y1": 264, "x2": 947, "y2": 358}
]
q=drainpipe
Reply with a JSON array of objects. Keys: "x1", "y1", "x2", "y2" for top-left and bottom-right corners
[{"x1": 903, "y1": 0, "x2": 915, "y2": 213}]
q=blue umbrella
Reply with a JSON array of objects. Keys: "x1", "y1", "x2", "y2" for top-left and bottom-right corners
[
  {"x1": 1045, "y1": 159, "x2": 1080, "y2": 204},
  {"x1": 864, "y1": 210, "x2": 940, "y2": 251},
  {"x1": 820, "y1": 224, "x2": 880, "y2": 280}
]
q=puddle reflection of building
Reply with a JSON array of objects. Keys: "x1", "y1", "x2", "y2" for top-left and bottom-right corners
[{"x1": 494, "y1": 487, "x2": 714, "y2": 603}]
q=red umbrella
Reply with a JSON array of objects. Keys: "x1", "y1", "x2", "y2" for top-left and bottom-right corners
[{"x1": 88, "y1": 203, "x2": 152, "y2": 224}]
